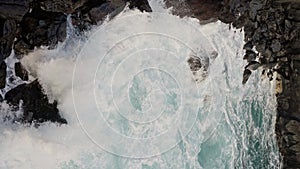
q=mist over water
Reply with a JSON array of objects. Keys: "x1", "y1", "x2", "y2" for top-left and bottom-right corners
[{"x1": 0, "y1": 4, "x2": 280, "y2": 169}]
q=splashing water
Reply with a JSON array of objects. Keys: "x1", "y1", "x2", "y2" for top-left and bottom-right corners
[{"x1": 0, "y1": 5, "x2": 280, "y2": 169}]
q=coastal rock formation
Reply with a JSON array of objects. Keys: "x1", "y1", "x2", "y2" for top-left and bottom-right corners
[
  {"x1": 15, "y1": 62, "x2": 28, "y2": 81},
  {"x1": 164, "y1": 0, "x2": 223, "y2": 24},
  {"x1": 0, "y1": 0, "x2": 30, "y2": 21},
  {"x1": 166, "y1": 0, "x2": 299, "y2": 167},
  {"x1": 218, "y1": 1, "x2": 300, "y2": 168},
  {"x1": 4, "y1": 80, "x2": 67, "y2": 124},
  {"x1": 0, "y1": 61, "x2": 6, "y2": 89},
  {"x1": 0, "y1": 0, "x2": 152, "y2": 125},
  {"x1": 15, "y1": 6, "x2": 67, "y2": 55}
]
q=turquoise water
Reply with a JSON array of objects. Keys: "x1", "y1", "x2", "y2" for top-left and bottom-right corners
[
  {"x1": 61, "y1": 22, "x2": 280, "y2": 168},
  {"x1": 0, "y1": 10, "x2": 281, "y2": 169}
]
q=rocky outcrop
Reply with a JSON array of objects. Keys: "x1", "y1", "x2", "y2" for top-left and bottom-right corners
[
  {"x1": 126, "y1": 0, "x2": 152, "y2": 12},
  {"x1": 4, "y1": 80, "x2": 67, "y2": 124},
  {"x1": 14, "y1": 6, "x2": 67, "y2": 55},
  {"x1": 164, "y1": 0, "x2": 223, "y2": 24},
  {"x1": 166, "y1": 0, "x2": 299, "y2": 167},
  {"x1": 217, "y1": 1, "x2": 300, "y2": 168},
  {"x1": 39, "y1": 0, "x2": 88, "y2": 14},
  {"x1": 15, "y1": 62, "x2": 28, "y2": 81},
  {"x1": 71, "y1": 0, "x2": 151, "y2": 31},
  {"x1": 276, "y1": 75, "x2": 300, "y2": 168},
  {"x1": 0, "y1": 19, "x2": 17, "y2": 62},
  {"x1": 0, "y1": 0, "x2": 30, "y2": 21},
  {"x1": 0, "y1": 61, "x2": 6, "y2": 89},
  {"x1": 0, "y1": 0, "x2": 152, "y2": 125}
]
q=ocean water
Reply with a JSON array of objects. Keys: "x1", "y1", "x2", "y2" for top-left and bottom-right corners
[{"x1": 0, "y1": 3, "x2": 280, "y2": 169}]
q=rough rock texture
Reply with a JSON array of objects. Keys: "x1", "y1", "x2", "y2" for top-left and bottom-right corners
[
  {"x1": 168, "y1": 0, "x2": 300, "y2": 167},
  {"x1": 14, "y1": 6, "x2": 67, "y2": 55},
  {"x1": 15, "y1": 62, "x2": 28, "y2": 81},
  {"x1": 71, "y1": 0, "x2": 151, "y2": 31},
  {"x1": 0, "y1": 61, "x2": 6, "y2": 89},
  {"x1": 0, "y1": 0, "x2": 30, "y2": 21},
  {"x1": 126, "y1": 0, "x2": 152, "y2": 12},
  {"x1": 4, "y1": 80, "x2": 67, "y2": 124},
  {"x1": 164, "y1": 0, "x2": 223, "y2": 24},
  {"x1": 0, "y1": 19, "x2": 17, "y2": 62},
  {"x1": 39, "y1": 0, "x2": 88, "y2": 14},
  {"x1": 214, "y1": 0, "x2": 300, "y2": 168},
  {"x1": 0, "y1": 0, "x2": 152, "y2": 125},
  {"x1": 276, "y1": 75, "x2": 300, "y2": 168}
]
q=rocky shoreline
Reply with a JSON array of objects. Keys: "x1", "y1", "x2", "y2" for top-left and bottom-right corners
[
  {"x1": 166, "y1": 0, "x2": 299, "y2": 167},
  {"x1": 0, "y1": 0, "x2": 151, "y2": 124},
  {"x1": 218, "y1": 1, "x2": 300, "y2": 168},
  {"x1": 0, "y1": 0, "x2": 299, "y2": 168}
]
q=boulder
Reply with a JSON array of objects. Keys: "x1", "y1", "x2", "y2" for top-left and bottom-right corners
[
  {"x1": 126, "y1": 0, "x2": 152, "y2": 12},
  {"x1": 15, "y1": 62, "x2": 28, "y2": 81},
  {"x1": 164, "y1": 0, "x2": 222, "y2": 23},
  {"x1": 242, "y1": 69, "x2": 252, "y2": 84},
  {"x1": 5, "y1": 80, "x2": 67, "y2": 124},
  {"x1": 14, "y1": 6, "x2": 67, "y2": 55},
  {"x1": 0, "y1": 0, "x2": 30, "y2": 21}
]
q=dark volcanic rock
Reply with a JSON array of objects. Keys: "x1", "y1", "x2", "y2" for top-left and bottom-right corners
[
  {"x1": 242, "y1": 69, "x2": 252, "y2": 84},
  {"x1": 15, "y1": 62, "x2": 28, "y2": 81},
  {"x1": 0, "y1": 19, "x2": 17, "y2": 61},
  {"x1": 89, "y1": 3, "x2": 114, "y2": 23},
  {"x1": 88, "y1": 1, "x2": 124, "y2": 23},
  {"x1": 245, "y1": 61, "x2": 261, "y2": 71},
  {"x1": 39, "y1": 0, "x2": 88, "y2": 14},
  {"x1": 126, "y1": 0, "x2": 152, "y2": 12},
  {"x1": 215, "y1": 0, "x2": 300, "y2": 167},
  {"x1": 5, "y1": 80, "x2": 67, "y2": 124},
  {"x1": 0, "y1": 61, "x2": 6, "y2": 89},
  {"x1": 71, "y1": 0, "x2": 150, "y2": 31},
  {"x1": 0, "y1": 0, "x2": 30, "y2": 21},
  {"x1": 187, "y1": 56, "x2": 202, "y2": 72},
  {"x1": 14, "y1": 6, "x2": 67, "y2": 55},
  {"x1": 164, "y1": 0, "x2": 222, "y2": 24}
]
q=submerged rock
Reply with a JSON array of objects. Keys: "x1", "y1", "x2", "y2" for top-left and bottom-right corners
[
  {"x1": 187, "y1": 56, "x2": 202, "y2": 72},
  {"x1": 4, "y1": 80, "x2": 67, "y2": 124},
  {"x1": 187, "y1": 55, "x2": 210, "y2": 82}
]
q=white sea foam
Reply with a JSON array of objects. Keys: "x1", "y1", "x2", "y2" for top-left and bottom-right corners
[{"x1": 0, "y1": 4, "x2": 280, "y2": 169}]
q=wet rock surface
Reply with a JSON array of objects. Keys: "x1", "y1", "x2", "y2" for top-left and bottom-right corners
[
  {"x1": 14, "y1": 62, "x2": 28, "y2": 81},
  {"x1": 0, "y1": 0, "x2": 152, "y2": 125},
  {"x1": 126, "y1": 0, "x2": 152, "y2": 12},
  {"x1": 15, "y1": 6, "x2": 67, "y2": 55},
  {"x1": 217, "y1": 0, "x2": 300, "y2": 168},
  {"x1": 0, "y1": 61, "x2": 6, "y2": 89},
  {"x1": 167, "y1": 0, "x2": 300, "y2": 167},
  {"x1": 0, "y1": 19, "x2": 17, "y2": 61},
  {"x1": 4, "y1": 80, "x2": 67, "y2": 124},
  {"x1": 164, "y1": 0, "x2": 223, "y2": 24},
  {"x1": 0, "y1": 0, "x2": 30, "y2": 21}
]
